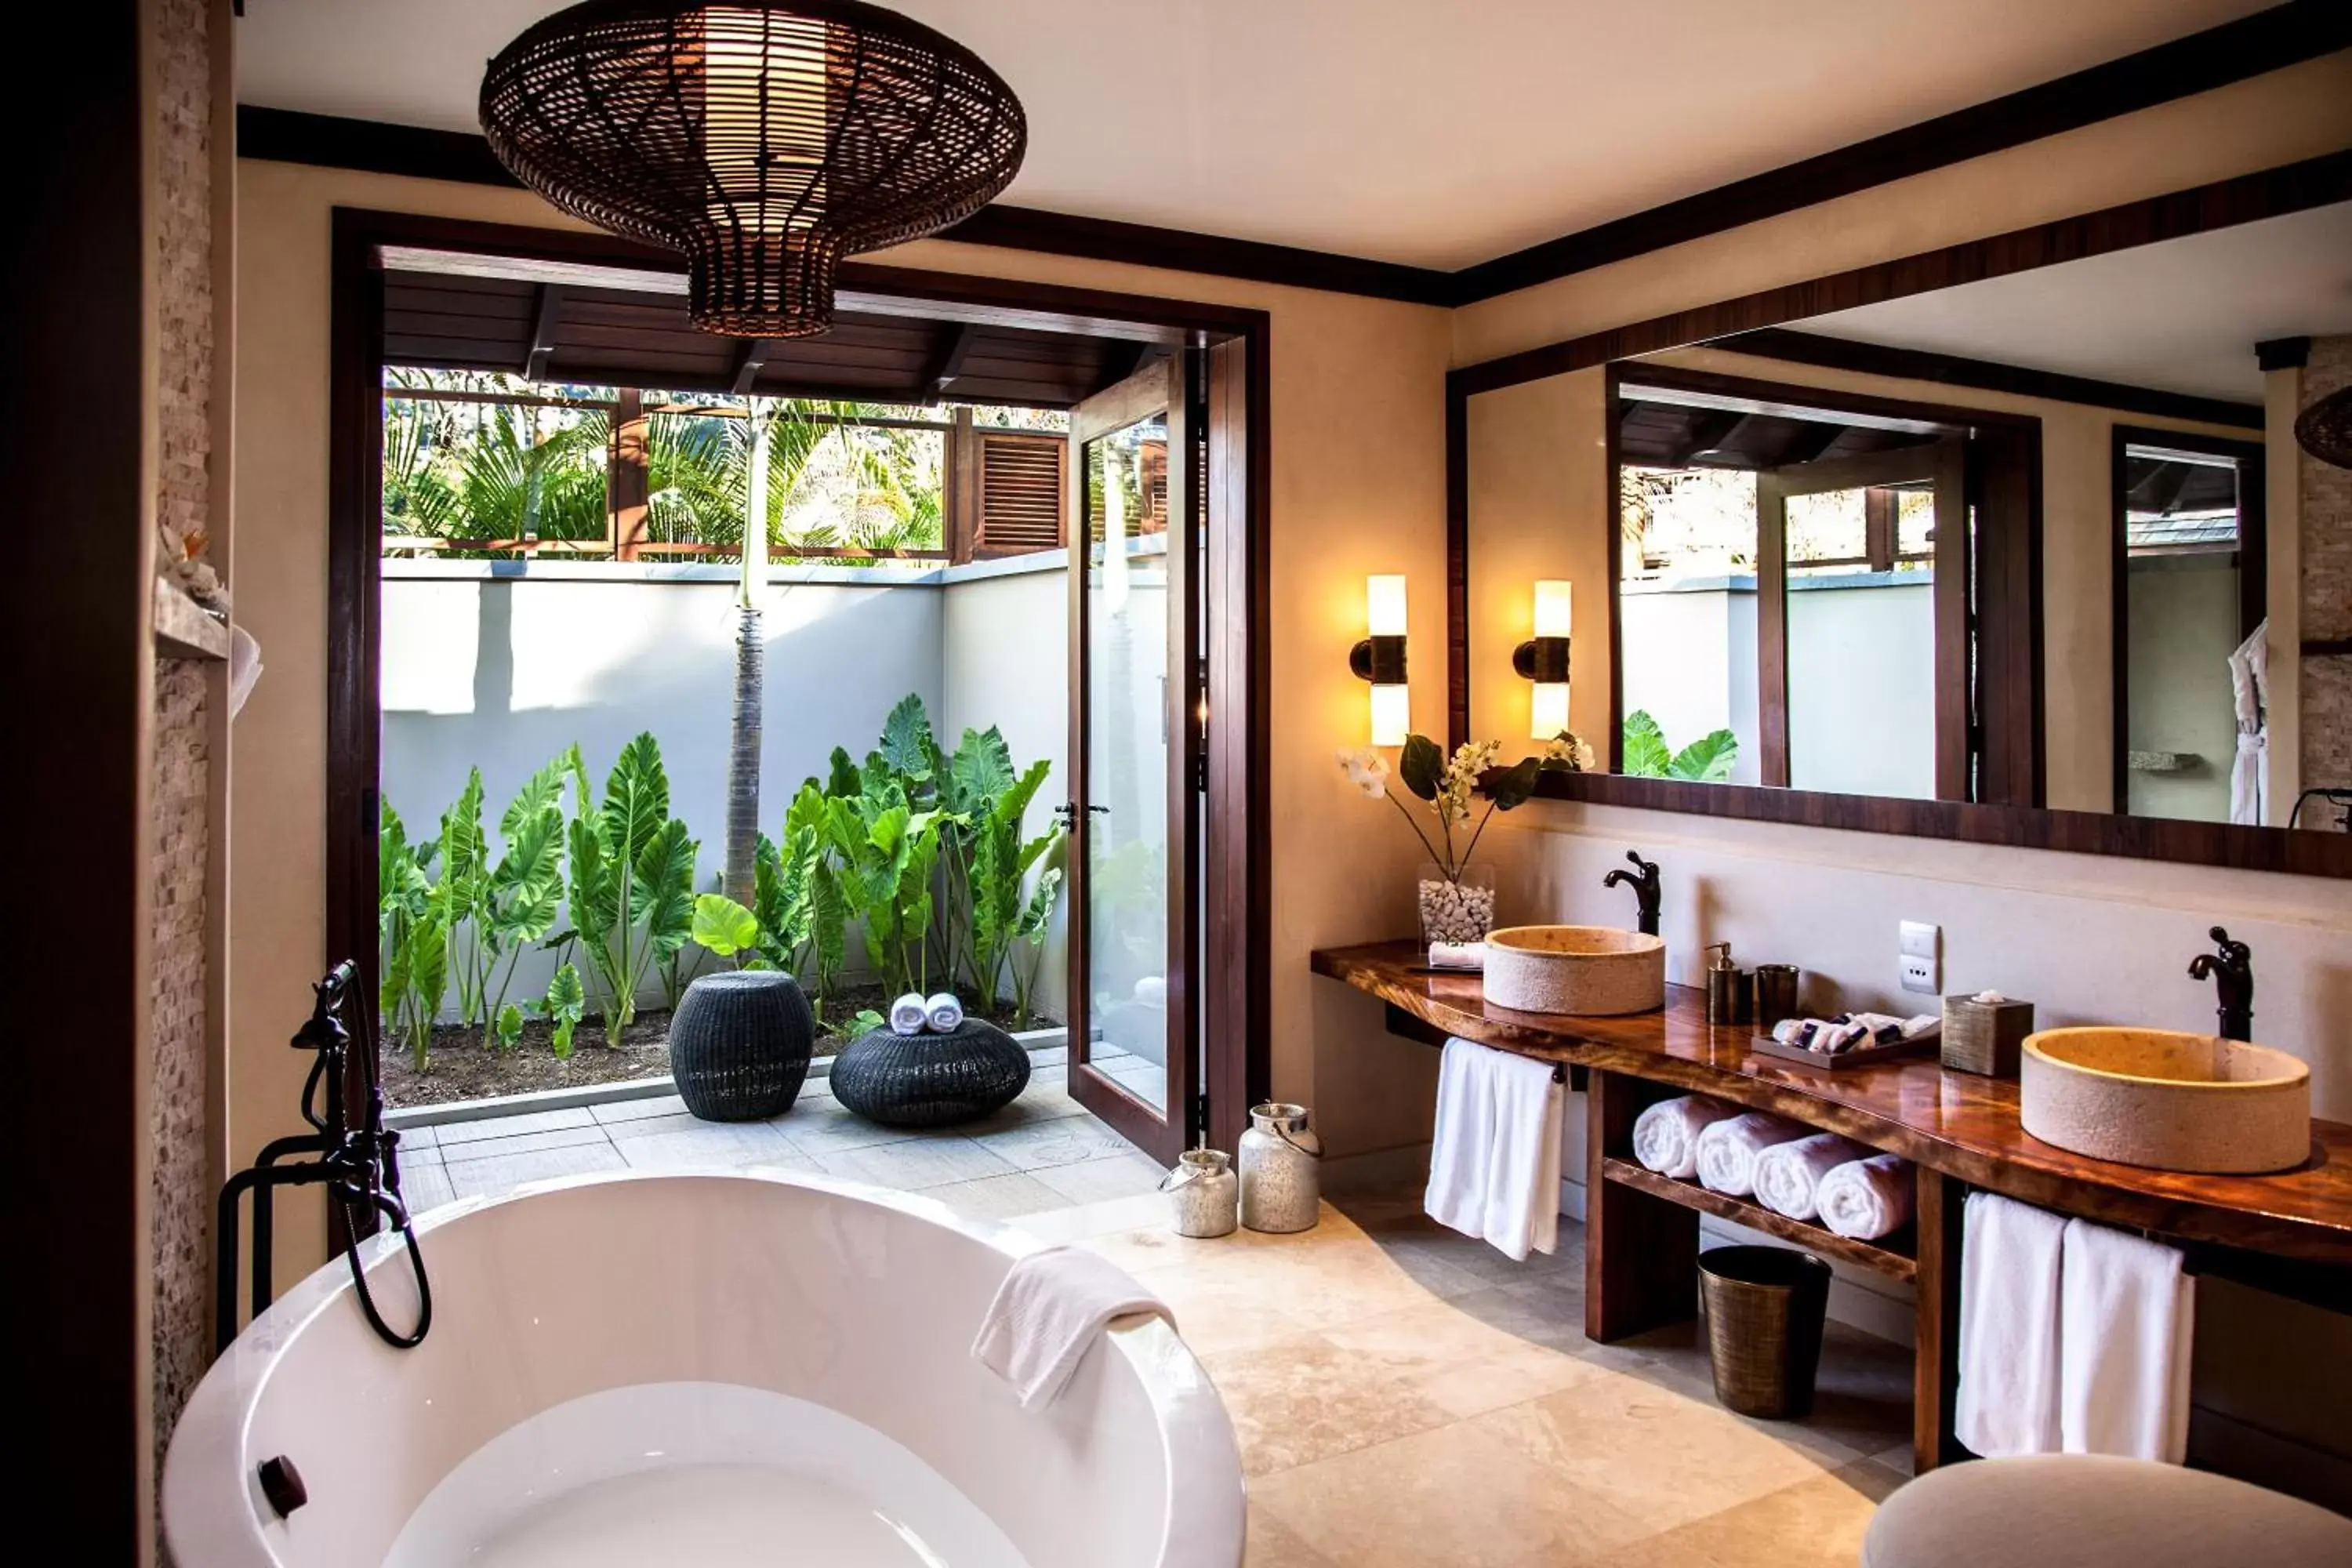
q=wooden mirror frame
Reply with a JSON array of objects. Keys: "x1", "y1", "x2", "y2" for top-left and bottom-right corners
[{"x1": 1445, "y1": 151, "x2": 2352, "y2": 878}]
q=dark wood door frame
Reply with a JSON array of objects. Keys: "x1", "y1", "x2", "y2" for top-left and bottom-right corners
[
  {"x1": 2109, "y1": 425, "x2": 2268, "y2": 816},
  {"x1": 328, "y1": 207, "x2": 1271, "y2": 1203}
]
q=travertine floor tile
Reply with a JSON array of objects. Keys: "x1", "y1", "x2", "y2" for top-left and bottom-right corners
[
  {"x1": 1243, "y1": 1508, "x2": 1345, "y2": 1568},
  {"x1": 1250, "y1": 1417, "x2": 1659, "y2": 1568},
  {"x1": 921, "y1": 1170, "x2": 1066, "y2": 1221},
  {"x1": 1320, "y1": 1296, "x2": 1614, "y2": 1420},
  {"x1": 1200, "y1": 1331, "x2": 1457, "y2": 1476},
  {"x1": 1594, "y1": 1461, "x2": 1902, "y2": 1568},
  {"x1": 1472, "y1": 1370, "x2": 1835, "y2": 1534}
]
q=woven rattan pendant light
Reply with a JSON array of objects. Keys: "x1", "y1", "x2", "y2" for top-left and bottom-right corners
[
  {"x1": 482, "y1": 1, "x2": 1025, "y2": 337},
  {"x1": 2297, "y1": 386, "x2": 2352, "y2": 470}
]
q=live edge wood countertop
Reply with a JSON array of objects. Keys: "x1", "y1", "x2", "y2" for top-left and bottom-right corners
[{"x1": 1312, "y1": 941, "x2": 2352, "y2": 1266}]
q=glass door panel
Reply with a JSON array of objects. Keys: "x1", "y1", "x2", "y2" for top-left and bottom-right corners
[{"x1": 1066, "y1": 358, "x2": 1196, "y2": 1163}]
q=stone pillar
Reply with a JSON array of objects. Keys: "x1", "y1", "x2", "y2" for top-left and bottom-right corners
[{"x1": 2298, "y1": 336, "x2": 2351, "y2": 822}]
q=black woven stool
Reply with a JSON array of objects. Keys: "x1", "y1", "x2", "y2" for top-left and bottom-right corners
[
  {"x1": 668, "y1": 971, "x2": 815, "y2": 1122},
  {"x1": 829, "y1": 1018, "x2": 1030, "y2": 1128}
]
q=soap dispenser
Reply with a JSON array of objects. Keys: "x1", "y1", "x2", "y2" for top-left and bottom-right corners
[{"x1": 1704, "y1": 942, "x2": 1751, "y2": 1026}]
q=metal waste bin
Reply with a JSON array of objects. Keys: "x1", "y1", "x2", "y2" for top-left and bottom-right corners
[{"x1": 1697, "y1": 1245, "x2": 1833, "y2": 1419}]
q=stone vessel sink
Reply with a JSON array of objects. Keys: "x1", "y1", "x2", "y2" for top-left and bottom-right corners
[
  {"x1": 1484, "y1": 926, "x2": 1666, "y2": 1017},
  {"x1": 2020, "y1": 1027, "x2": 2311, "y2": 1174}
]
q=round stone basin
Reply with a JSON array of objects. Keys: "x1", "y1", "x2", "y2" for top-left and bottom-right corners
[
  {"x1": 2020, "y1": 1026, "x2": 2312, "y2": 1174},
  {"x1": 1484, "y1": 926, "x2": 1666, "y2": 1017}
]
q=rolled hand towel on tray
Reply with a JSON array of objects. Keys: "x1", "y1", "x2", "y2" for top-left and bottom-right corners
[
  {"x1": 971, "y1": 1246, "x2": 1174, "y2": 1410},
  {"x1": 888, "y1": 993, "x2": 929, "y2": 1036},
  {"x1": 1753, "y1": 1132, "x2": 1870, "y2": 1221},
  {"x1": 1632, "y1": 1095, "x2": 1740, "y2": 1179},
  {"x1": 1695, "y1": 1112, "x2": 1809, "y2": 1196},
  {"x1": 1816, "y1": 1152, "x2": 1915, "y2": 1239},
  {"x1": 924, "y1": 992, "x2": 965, "y2": 1033}
]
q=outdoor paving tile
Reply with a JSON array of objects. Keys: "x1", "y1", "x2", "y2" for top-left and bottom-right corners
[
  {"x1": 425, "y1": 1123, "x2": 614, "y2": 1158},
  {"x1": 391, "y1": 1124, "x2": 439, "y2": 1150},
  {"x1": 434, "y1": 1106, "x2": 599, "y2": 1145},
  {"x1": 600, "y1": 1110, "x2": 706, "y2": 1141},
  {"x1": 771, "y1": 1098, "x2": 932, "y2": 1156},
  {"x1": 920, "y1": 1171, "x2": 1066, "y2": 1221},
  {"x1": 590, "y1": 1093, "x2": 690, "y2": 1124},
  {"x1": 1025, "y1": 1045, "x2": 1069, "y2": 1067},
  {"x1": 1027, "y1": 1149, "x2": 1169, "y2": 1205},
  {"x1": 817, "y1": 1136, "x2": 1022, "y2": 1191},
  {"x1": 396, "y1": 1154, "x2": 455, "y2": 1214},
  {"x1": 615, "y1": 1122, "x2": 818, "y2": 1174},
  {"x1": 443, "y1": 1140, "x2": 626, "y2": 1200},
  {"x1": 971, "y1": 1116, "x2": 1138, "y2": 1171}
]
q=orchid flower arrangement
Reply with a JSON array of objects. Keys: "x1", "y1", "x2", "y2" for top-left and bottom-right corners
[{"x1": 1338, "y1": 732, "x2": 1573, "y2": 884}]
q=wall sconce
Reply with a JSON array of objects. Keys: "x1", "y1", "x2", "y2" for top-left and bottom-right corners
[
  {"x1": 1350, "y1": 574, "x2": 1410, "y2": 746},
  {"x1": 1515, "y1": 580, "x2": 1571, "y2": 739}
]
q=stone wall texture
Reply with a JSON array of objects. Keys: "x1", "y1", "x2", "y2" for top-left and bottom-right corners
[
  {"x1": 2301, "y1": 336, "x2": 2351, "y2": 808},
  {"x1": 148, "y1": 0, "x2": 216, "y2": 1513}
]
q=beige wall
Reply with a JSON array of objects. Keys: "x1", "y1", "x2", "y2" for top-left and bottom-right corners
[{"x1": 230, "y1": 159, "x2": 1453, "y2": 1290}]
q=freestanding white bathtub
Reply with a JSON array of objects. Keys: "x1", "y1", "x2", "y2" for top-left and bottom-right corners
[{"x1": 165, "y1": 1171, "x2": 1243, "y2": 1568}]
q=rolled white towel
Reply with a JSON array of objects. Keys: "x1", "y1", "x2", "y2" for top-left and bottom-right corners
[
  {"x1": 924, "y1": 992, "x2": 965, "y2": 1033},
  {"x1": 1817, "y1": 1153, "x2": 1915, "y2": 1239},
  {"x1": 888, "y1": 993, "x2": 928, "y2": 1036},
  {"x1": 1133, "y1": 975, "x2": 1167, "y2": 1007},
  {"x1": 1427, "y1": 940, "x2": 1486, "y2": 971},
  {"x1": 1695, "y1": 1112, "x2": 1809, "y2": 1196},
  {"x1": 1752, "y1": 1133, "x2": 1869, "y2": 1221},
  {"x1": 1631, "y1": 1096, "x2": 1740, "y2": 1179}
]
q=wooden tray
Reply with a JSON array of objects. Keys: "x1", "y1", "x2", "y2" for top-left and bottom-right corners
[{"x1": 1749, "y1": 1030, "x2": 1936, "y2": 1072}]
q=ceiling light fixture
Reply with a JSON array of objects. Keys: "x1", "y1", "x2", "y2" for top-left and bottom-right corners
[{"x1": 481, "y1": 1, "x2": 1026, "y2": 339}]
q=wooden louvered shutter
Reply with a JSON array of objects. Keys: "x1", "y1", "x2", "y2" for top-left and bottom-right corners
[{"x1": 969, "y1": 430, "x2": 1067, "y2": 558}]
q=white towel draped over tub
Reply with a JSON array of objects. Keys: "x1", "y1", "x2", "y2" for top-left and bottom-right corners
[
  {"x1": 2061, "y1": 1220, "x2": 2195, "y2": 1464},
  {"x1": 1814, "y1": 1152, "x2": 1915, "y2": 1240},
  {"x1": 1955, "y1": 1192, "x2": 2067, "y2": 1457},
  {"x1": 1753, "y1": 1134, "x2": 1870, "y2": 1222},
  {"x1": 972, "y1": 1247, "x2": 1174, "y2": 1410},
  {"x1": 1631, "y1": 1095, "x2": 1740, "y2": 1180},
  {"x1": 1425, "y1": 1037, "x2": 1565, "y2": 1261},
  {"x1": 1694, "y1": 1112, "x2": 1809, "y2": 1197}
]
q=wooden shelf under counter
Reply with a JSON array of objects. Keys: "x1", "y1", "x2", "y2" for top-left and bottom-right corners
[{"x1": 1312, "y1": 938, "x2": 2352, "y2": 1475}]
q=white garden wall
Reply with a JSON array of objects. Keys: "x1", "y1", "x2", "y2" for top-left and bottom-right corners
[{"x1": 382, "y1": 556, "x2": 1070, "y2": 1019}]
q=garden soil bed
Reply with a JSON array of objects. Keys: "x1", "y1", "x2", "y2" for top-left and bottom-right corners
[{"x1": 383, "y1": 986, "x2": 1058, "y2": 1110}]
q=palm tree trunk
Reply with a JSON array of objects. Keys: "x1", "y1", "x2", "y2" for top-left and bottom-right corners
[{"x1": 725, "y1": 404, "x2": 771, "y2": 900}]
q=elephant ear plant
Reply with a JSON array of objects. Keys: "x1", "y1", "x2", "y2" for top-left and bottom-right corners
[
  {"x1": 550, "y1": 733, "x2": 698, "y2": 1047},
  {"x1": 379, "y1": 801, "x2": 448, "y2": 1071}
]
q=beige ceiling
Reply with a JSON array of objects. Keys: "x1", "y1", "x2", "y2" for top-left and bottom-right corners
[{"x1": 234, "y1": 0, "x2": 2275, "y2": 270}]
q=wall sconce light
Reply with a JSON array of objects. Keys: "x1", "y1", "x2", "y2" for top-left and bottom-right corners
[
  {"x1": 1350, "y1": 574, "x2": 1410, "y2": 746},
  {"x1": 1515, "y1": 580, "x2": 1572, "y2": 739}
]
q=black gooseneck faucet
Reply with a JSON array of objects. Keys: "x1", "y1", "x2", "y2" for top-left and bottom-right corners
[
  {"x1": 2187, "y1": 926, "x2": 2254, "y2": 1041},
  {"x1": 1604, "y1": 851, "x2": 1662, "y2": 937}
]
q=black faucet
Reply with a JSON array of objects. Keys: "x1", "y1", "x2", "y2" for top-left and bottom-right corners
[
  {"x1": 1604, "y1": 851, "x2": 1662, "y2": 937},
  {"x1": 2187, "y1": 926, "x2": 2254, "y2": 1041}
]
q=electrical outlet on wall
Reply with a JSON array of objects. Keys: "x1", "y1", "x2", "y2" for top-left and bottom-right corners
[{"x1": 1899, "y1": 920, "x2": 1941, "y2": 994}]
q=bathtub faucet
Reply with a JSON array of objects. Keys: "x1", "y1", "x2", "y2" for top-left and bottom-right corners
[
  {"x1": 2187, "y1": 926, "x2": 2253, "y2": 1042},
  {"x1": 1604, "y1": 851, "x2": 1663, "y2": 936},
  {"x1": 215, "y1": 962, "x2": 433, "y2": 1352}
]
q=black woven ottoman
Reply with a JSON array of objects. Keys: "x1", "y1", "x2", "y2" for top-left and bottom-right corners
[
  {"x1": 668, "y1": 971, "x2": 815, "y2": 1122},
  {"x1": 829, "y1": 1019, "x2": 1031, "y2": 1128}
]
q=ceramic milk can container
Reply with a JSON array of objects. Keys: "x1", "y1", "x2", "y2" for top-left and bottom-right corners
[
  {"x1": 1238, "y1": 1102, "x2": 1322, "y2": 1232},
  {"x1": 1162, "y1": 1148, "x2": 1240, "y2": 1238}
]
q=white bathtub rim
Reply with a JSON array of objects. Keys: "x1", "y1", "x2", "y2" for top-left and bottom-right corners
[{"x1": 165, "y1": 1167, "x2": 1243, "y2": 1568}]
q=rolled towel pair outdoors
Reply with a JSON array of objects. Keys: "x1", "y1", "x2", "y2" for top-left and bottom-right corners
[{"x1": 888, "y1": 992, "x2": 967, "y2": 1036}]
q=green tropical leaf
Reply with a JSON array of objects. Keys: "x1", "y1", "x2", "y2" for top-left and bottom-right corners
[
  {"x1": 1398, "y1": 733, "x2": 1444, "y2": 800},
  {"x1": 808, "y1": 859, "x2": 848, "y2": 980},
  {"x1": 880, "y1": 693, "x2": 935, "y2": 781},
  {"x1": 1018, "y1": 866, "x2": 1063, "y2": 938},
  {"x1": 994, "y1": 757, "x2": 1052, "y2": 831},
  {"x1": 542, "y1": 961, "x2": 586, "y2": 1059},
  {"x1": 1667, "y1": 728, "x2": 1740, "y2": 783},
  {"x1": 499, "y1": 753, "x2": 571, "y2": 838},
  {"x1": 603, "y1": 731, "x2": 673, "y2": 867},
  {"x1": 488, "y1": 804, "x2": 565, "y2": 944},
  {"x1": 948, "y1": 725, "x2": 1016, "y2": 813},
  {"x1": 691, "y1": 893, "x2": 761, "y2": 958},
  {"x1": 1485, "y1": 755, "x2": 1543, "y2": 811},
  {"x1": 494, "y1": 1004, "x2": 524, "y2": 1051},
  {"x1": 633, "y1": 818, "x2": 698, "y2": 962},
  {"x1": 825, "y1": 746, "x2": 862, "y2": 799},
  {"x1": 1621, "y1": 710, "x2": 1672, "y2": 779}
]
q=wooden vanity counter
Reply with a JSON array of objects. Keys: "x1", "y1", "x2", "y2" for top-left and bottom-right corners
[{"x1": 1312, "y1": 940, "x2": 2352, "y2": 1471}]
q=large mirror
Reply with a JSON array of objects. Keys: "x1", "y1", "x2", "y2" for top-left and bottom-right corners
[{"x1": 1461, "y1": 195, "x2": 2352, "y2": 858}]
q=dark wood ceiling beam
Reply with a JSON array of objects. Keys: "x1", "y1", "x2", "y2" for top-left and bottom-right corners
[
  {"x1": 1091, "y1": 341, "x2": 1152, "y2": 397},
  {"x1": 1765, "y1": 419, "x2": 1844, "y2": 468},
  {"x1": 1662, "y1": 408, "x2": 1747, "y2": 463},
  {"x1": 524, "y1": 284, "x2": 563, "y2": 380},
  {"x1": 924, "y1": 323, "x2": 979, "y2": 397},
  {"x1": 730, "y1": 338, "x2": 774, "y2": 394}
]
